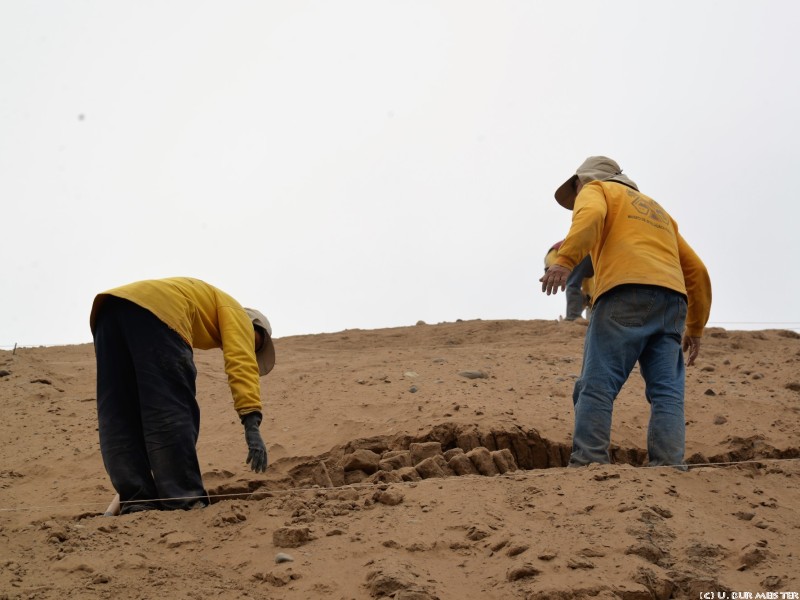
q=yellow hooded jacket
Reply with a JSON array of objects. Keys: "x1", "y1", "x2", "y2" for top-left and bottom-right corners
[
  {"x1": 90, "y1": 277, "x2": 262, "y2": 416},
  {"x1": 553, "y1": 181, "x2": 711, "y2": 337}
]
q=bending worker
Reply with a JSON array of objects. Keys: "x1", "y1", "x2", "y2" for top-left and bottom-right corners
[
  {"x1": 89, "y1": 277, "x2": 276, "y2": 514},
  {"x1": 545, "y1": 239, "x2": 594, "y2": 320},
  {"x1": 540, "y1": 156, "x2": 711, "y2": 468}
]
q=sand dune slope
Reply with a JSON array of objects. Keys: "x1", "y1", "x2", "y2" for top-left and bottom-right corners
[{"x1": 1, "y1": 319, "x2": 799, "y2": 599}]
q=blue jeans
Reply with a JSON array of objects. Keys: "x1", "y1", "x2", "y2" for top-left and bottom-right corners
[{"x1": 570, "y1": 285, "x2": 688, "y2": 467}]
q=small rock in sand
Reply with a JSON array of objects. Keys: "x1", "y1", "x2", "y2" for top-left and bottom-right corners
[
  {"x1": 374, "y1": 489, "x2": 404, "y2": 506},
  {"x1": 458, "y1": 370, "x2": 488, "y2": 380},
  {"x1": 273, "y1": 527, "x2": 312, "y2": 548},
  {"x1": 506, "y1": 564, "x2": 540, "y2": 581}
]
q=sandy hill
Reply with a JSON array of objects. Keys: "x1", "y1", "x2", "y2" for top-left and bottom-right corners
[{"x1": 1, "y1": 319, "x2": 799, "y2": 599}]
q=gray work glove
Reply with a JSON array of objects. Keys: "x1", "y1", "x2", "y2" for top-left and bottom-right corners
[{"x1": 240, "y1": 411, "x2": 268, "y2": 473}]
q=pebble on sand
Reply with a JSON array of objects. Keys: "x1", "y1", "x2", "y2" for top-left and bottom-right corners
[{"x1": 458, "y1": 370, "x2": 488, "y2": 380}]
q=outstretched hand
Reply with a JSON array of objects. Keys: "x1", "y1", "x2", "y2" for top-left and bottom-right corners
[
  {"x1": 540, "y1": 265, "x2": 571, "y2": 295},
  {"x1": 682, "y1": 335, "x2": 701, "y2": 367},
  {"x1": 241, "y1": 412, "x2": 268, "y2": 473}
]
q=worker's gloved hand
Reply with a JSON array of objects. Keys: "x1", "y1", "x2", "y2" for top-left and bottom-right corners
[{"x1": 241, "y1": 412, "x2": 268, "y2": 473}]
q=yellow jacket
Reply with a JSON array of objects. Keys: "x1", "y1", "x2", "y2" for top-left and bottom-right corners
[
  {"x1": 90, "y1": 277, "x2": 262, "y2": 416},
  {"x1": 553, "y1": 182, "x2": 711, "y2": 337}
]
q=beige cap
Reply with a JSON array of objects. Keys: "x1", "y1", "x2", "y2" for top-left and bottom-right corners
[
  {"x1": 554, "y1": 156, "x2": 639, "y2": 210},
  {"x1": 244, "y1": 308, "x2": 276, "y2": 376}
]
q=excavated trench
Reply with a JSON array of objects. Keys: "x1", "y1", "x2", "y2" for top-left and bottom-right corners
[{"x1": 208, "y1": 423, "x2": 799, "y2": 501}]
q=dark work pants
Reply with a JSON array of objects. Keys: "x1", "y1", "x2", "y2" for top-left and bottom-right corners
[{"x1": 93, "y1": 296, "x2": 208, "y2": 513}]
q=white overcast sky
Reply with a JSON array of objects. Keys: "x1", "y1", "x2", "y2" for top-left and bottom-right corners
[{"x1": 2, "y1": 1, "x2": 799, "y2": 347}]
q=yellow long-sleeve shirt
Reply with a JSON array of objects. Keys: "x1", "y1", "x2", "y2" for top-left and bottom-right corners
[
  {"x1": 90, "y1": 277, "x2": 262, "y2": 416},
  {"x1": 553, "y1": 181, "x2": 711, "y2": 337}
]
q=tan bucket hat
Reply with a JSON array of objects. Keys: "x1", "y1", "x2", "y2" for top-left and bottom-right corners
[
  {"x1": 244, "y1": 308, "x2": 276, "y2": 376},
  {"x1": 554, "y1": 156, "x2": 638, "y2": 210}
]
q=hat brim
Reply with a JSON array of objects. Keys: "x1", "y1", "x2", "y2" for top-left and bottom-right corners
[
  {"x1": 256, "y1": 335, "x2": 276, "y2": 376},
  {"x1": 244, "y1": 307, "x2": 275, "y2": 376},
  {"x1": 554, "y1": 175, "x2": 578, "y2": 210}
]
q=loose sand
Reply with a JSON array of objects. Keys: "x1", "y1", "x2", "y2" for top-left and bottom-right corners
[{"x1": 1, "y1": 319, "x2": 798, "y2": 599}]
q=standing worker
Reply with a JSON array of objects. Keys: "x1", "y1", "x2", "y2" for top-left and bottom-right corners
[
  {"x1": 544, "y1": 239, "x2": 594, "y2": 321},
  {"x1": 89, "y1": 277, "x2": 276, "y2": 514},
  {"x1": 540, "y1": 157, "x2": 711, "y2": 468}
]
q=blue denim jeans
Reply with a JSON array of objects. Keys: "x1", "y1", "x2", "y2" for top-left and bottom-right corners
[{"x1": 570, "y1": 285, "x2": 688, "y2": 467}]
